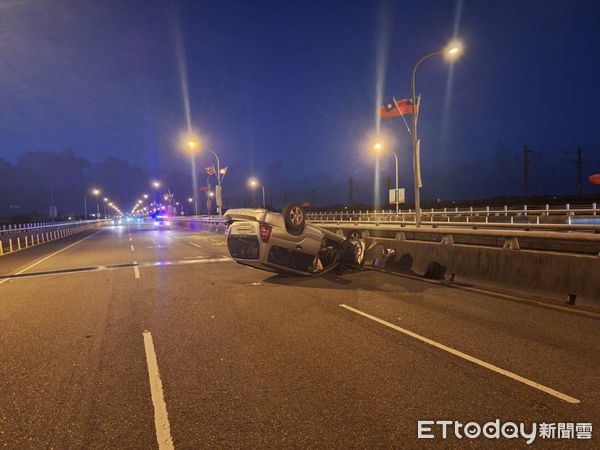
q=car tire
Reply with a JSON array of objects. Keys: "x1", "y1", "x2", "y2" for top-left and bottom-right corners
[{"x1": 282, "y1": 203, "x2": 305, "y2": 235}]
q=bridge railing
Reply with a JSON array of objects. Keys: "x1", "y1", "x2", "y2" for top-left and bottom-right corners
[
  {"x1": 0, "y1": 220, "x2": 104, "y2": 256},
  {"x1": 305, "y1": 203, "x2": 599, "y2": 222}
]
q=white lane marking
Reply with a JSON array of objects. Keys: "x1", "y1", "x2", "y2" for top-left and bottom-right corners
[
  {"x1": 131, "y1": 245, "x2": 135, "y2": 252},
  {"x1": 133, "y1": 261, "x2": 140, "y2": 279},
  {"x1": 0, "y1": 230, "x2": 102, "y2": 286},
  {"x1": 188, "y1": 242, "x2": 202, "y2": 249},
  {"x1": 339, "y1": 304, "x2": 581, "y2": 404},
  {"x1": 129, "y1": 237, "x2": 133, "y2": 242},
  {"x1": 143, "y1": 331, "x2": 174, "y2": 450}
]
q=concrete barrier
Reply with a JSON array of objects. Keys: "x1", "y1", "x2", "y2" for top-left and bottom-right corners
[{"x1": 363, "y1": 237, "x2": 600, "y2": 310}]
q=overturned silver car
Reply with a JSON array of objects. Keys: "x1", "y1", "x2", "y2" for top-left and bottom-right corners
[{"x1": 224, "y1": 204, "x2": 365, "y2": 276}]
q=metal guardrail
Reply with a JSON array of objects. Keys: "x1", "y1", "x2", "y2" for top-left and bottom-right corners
[
  {"x1": 307, "y1": 218, "x2": 600, "y2": 232},
  {"x1": 172, "y1": 213, "x2": 600, "y2": 255},
  {"x1": 0, "y1": 220, "x2": 104, "y2": 256}
]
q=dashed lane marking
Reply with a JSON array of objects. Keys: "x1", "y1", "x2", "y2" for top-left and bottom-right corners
[
  {"x1": 143, "y1": 330, "x2": 174, "y2": 450},
  {"x1": 339, "y1": 304, "x2": 581, "y2": 404},
  {"x1": 133, "y1": 261, "x2": 140, "y2": 279}
]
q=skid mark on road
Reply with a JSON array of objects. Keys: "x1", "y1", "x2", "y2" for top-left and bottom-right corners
[
  {"x1": 143, "y1": 330, "x2": 174, "y2": 450},
  {"x1": 340, "y1": 304, "x2": 581, "y2": 404}
]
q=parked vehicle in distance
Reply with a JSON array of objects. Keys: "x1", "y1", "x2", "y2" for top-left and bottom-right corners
[{"x1": 224, "y1": 203, "x2": 365, "y2": 276}]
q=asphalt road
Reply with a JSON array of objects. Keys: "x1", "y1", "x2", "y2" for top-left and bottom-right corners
[{"x1": 0, "y1": 223, "x2": 598, "y2": 448}]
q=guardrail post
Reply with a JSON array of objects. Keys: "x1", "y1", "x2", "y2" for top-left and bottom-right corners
[
  {"x1": 524, "y1": 204, "x2": 528, "y2": 216},
  {"x1": 504, "y1": 205, "x2": 508, "y2": 216},
  {"x1": 24, "y1": 236, "x2": 28, "y2": 248},
  {"x1": 545, "y1": 204, "x2": 549, "y2": 216},
  {"x1": 17, "y1": 237, "x2": 21, "y2": 250},
  {"x1": 36, "y1": 234, "x2": 40, "y2": 245},
  {"x1": 486, "y1": 206, "x2": 490, "y2": 216},
  {"x1": 0, "y1": 240, "x2": 3, "y2": 256},
  {"x1": 594, "y1": 203, "x2": 597, "y2": 216},
  {"x1": 9, "y1": 239, "x2": 13, "y2": 252},
  {"x1": 566, "y1": 203, "x2": 571, "y2": 216}
]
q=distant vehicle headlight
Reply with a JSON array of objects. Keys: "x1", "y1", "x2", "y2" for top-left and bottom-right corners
[
  {"x1": 154, "y1": 221, "x2": 160, "y2": 226},
  {"x1": 164, "y1": 221, "x2": 171, "y2": 226}
]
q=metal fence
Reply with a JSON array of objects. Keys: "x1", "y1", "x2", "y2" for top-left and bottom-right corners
[
  {"x1": 306, "y1": 203, "x2": 598, "y2": 221},
  {"x1": 0, "y1": 220, "x2": 103, "y2": 256}
]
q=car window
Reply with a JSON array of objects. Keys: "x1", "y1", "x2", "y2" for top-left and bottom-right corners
[
  {"x1": 267, "y1": 246, "x2": 315, "y2": 272},
  {"x1": 227, "y1": 236, "x2": 260, "y2": 259}
]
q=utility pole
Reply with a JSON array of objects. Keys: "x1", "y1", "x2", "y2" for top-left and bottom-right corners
[
  {"x1": 349, "y1": 177, "x2": 354, "y2": 205},
  {"x1": 523, "y1": 145, "x2": 530, "y2": 197},
  {"x1": 577, "y1": 146, "x2": 583, "y2": 195}
]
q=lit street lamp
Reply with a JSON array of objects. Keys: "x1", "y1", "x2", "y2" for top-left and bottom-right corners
[
  {"x1": 411, "y1": 40, "x2": 463, "y2": 227},
  {"x1": 152, "y1": 180, "x2": 173, "y2": 213},
  {"x1": 186, "y1": 136, "x2": 225, "y2": 217},
  {"x1": 373, "y1": 141, "x2": 400, "y2": 214},
  {"x1": 92, "y1": 188, "x2": 101, "y2": 219},
  {"x1": 249, "y1": 178, "x2": 265, "y2": 209},
  {"x1": 188, "y1": 197, "x2": 198, "y2": 216}
]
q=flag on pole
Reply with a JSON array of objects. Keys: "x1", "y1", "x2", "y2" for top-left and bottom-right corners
[
  {"x1": 379, "y1": 97, "x2": 418, "y2": 119},
  {"x1": 205, "y1": 166, "x2": 216, "y2": 175}
]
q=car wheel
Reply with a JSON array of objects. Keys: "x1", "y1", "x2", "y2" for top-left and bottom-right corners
[{"x1": 282, "y1": 203, "x2": 305, "y2": 235}]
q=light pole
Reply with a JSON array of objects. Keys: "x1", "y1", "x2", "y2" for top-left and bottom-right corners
[
  {"x1": 185, "y1": 139, "x2": 200, "y2": 217},
  {"x1": 373, "y1": 142, "x2": 400, "y2": 213},
  {"x1": 92, "y1": 188, "x2": 101, "y2": 219},
  {"x1": 152, "y1": 180, "x2": 173, "y2": 213},
  {"x1": 188, "y1": 197, "x2": 197, "y2": 215},
  {"x1": 187, "y1": 137, "x2": 225, "y2": 217},
  {"x1": 411, "y1": 41, "x2": 462, "y2": 227},
  {"x1": 249, "y1": 178, "x2": 265, "y2": 209}
]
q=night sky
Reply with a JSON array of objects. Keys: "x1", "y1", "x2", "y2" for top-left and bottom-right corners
[{"x1": 1, "y1": 0, "x2": 599, "y2": 211}]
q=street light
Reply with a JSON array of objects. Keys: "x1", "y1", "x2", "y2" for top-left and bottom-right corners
[
  {"x1": 152, "y1": 180, "x2": 173, "y2": 212},
  {"x1": 187, "y1": 197, "x2": 198, "y2": 216},
  {"x1": 186, "y1": 136, "x2": 225, "y2": 217},
  {"x1": 91, "y1": 188, "x2": 101, "y2": 219},
  {"x1": 410, "y1": 39, "x2": 463, "y2": 227},
  {"x1": 372, "y1": 141, "x2": 400, "y2": 213},
  {"x1": 249, "y1": 178, "x2": 265, "y2": 209}
]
